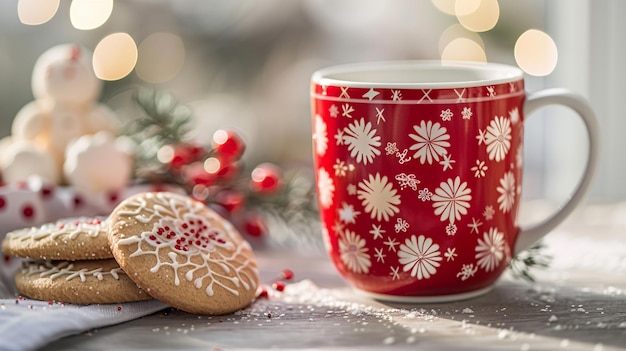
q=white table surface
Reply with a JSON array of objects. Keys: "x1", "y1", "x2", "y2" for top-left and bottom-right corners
[{"x1": 31, "y1": 202, "x2": 626, "y2": 351}]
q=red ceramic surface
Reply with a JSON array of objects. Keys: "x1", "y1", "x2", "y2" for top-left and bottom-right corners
[{"x1": 311, "y1": 64, "x2": 527, "y2": 299}]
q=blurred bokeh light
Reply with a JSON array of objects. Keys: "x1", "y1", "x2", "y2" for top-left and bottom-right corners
[
  {"x1": 70, "y1": 0, "x2": 113, "y2": 30},
  {"x1": 92, "y1": 32, "x2": 137, "y2": 81},
  {"x1": 514, "y1": 29, "x2": 558, "y2": 76},
  {"x1": 441, "y1": 37, "x2": 487, "y2": 62},
  {"x1": 438, "y1": 23, "x2": 485, "y2": 56},
  {"x1": 136, "y1": 32, "x2": 185, "y2": 84},
  {"x1": 431, "y1": 0, "x2": 455, "y2": 16},
  {"x1": 17, "y1": 0, "x2": 59, "y2": 25},
  {"x1": 70, "y1": 0, "x2": 114, "y2": 30},
  {"x1": 454, "y1": 0, "x2": 482, "y2": 16},
  {"x1": 456, "y1": 0, "x2": 500, "y2": 32}
]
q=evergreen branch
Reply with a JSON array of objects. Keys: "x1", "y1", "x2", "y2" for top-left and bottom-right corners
[{"x1": 508, "y1": 241, "x2": 552, "y2": 282}]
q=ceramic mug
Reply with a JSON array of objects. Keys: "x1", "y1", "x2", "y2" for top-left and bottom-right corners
[{"x1": 310, "y1": 61, "x2": 598, "y2": 302}]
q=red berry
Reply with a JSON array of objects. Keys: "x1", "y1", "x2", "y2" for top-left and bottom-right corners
[
  {"x1": 282, "y1": 269, "x2": 294, "y2": 280},
  {"x1": 243, "y1": 213, "x2": 266, "y2": 237},
  {"x1": 184, "y1": 162, "x2": 216, "y2": 186},
  {"x1": 158, "y1": 144, "x2": 192, "y2": 170},
  {"x1": 212, "y1": 130, "x2": 245, "y2": 160},
  {"x1": 250, "y1": 163, "x2": 282, "y2": 194},
  {"x1": 203, "y1": 156, "x2": 239, "y2": 180},
  {"x1": 216, "y1": 161, "x2": 239, "y2": 180},
  {"x1": 272, "y1": 281, "x2": 285, "y2": 292},
  {"x1": 215, "y1": 190, "x2": 245, "y2": 213},
  {"x1": 186, "y1": 143, "x2": 206, "y2": 160},
  {"x1": 257, "y1": 286, "x2": 269, "y2": 299}
]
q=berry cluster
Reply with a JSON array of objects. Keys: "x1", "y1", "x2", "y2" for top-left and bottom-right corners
[{"x1": 155, "y1": 129, "x2": 283, "y2": 239}]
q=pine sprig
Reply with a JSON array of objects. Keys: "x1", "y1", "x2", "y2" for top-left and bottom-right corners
[
  {"x1": 128, "y1": 88, "x2": 192, "y2": 142},
  {"x1": 507, "y1": 242, "x2": 552, "y2": 282},
  {"x1": 121, "y1": 88, "x2": 194, "y2": 180}
]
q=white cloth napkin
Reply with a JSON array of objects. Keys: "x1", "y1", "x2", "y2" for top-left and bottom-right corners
[
  {"x1": 0, "y1": 256, "x2": 168, "y2": 351},
  {"x1": 0, "y1": 298, "x2": 168, "y2": 351}
]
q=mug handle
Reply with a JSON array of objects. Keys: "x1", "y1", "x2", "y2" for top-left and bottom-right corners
[{"x1": 514, "y1": 88, "x2": 600, "y2": 255}]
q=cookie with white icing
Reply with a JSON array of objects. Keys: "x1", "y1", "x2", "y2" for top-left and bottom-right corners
[
  {"x1": 15, "y1": 259, "x2": 151, "y2": 304},
  {"x1": 2, "y1": 217, "x2": 112, "y2": 260},
  {"x1": 108, "y1": 192, "x2": 259, "y2": 315}
]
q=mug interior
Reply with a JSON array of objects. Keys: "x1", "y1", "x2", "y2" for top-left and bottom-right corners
[{"x1": 312, "y1": 60, "x2": 523, "y2": 89}]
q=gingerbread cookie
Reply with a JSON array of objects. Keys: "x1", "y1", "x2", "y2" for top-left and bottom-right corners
[
  {"x1": 15, "y1": 259, "x2": 151, "y2": 304},
  {"x1": 2, "y1": 217, "x2": 112, "y2": 260},
  {"x1": 108, "y1": 192, "x2": 259, "y2": 315}
]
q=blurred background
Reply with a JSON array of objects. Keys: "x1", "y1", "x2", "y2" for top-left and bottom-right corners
[{"x1": 0, "y1": 0, "x2": 624, "y2": 204}]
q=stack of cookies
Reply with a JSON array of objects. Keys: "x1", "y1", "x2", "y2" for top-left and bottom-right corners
[{"x1": 1, "y1": 192, "x2": 260, "y2": 315}]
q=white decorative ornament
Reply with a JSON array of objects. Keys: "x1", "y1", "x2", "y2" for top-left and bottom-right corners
[
  {"x1": 0, "y1": 139, "x2": 59, "y2": 184},
  {"x1": 64, "y1": 131, "x2": 132, "y2": 194},
  {"x1": 2, "y1": 43, "x2": 119, "y2": 186}
]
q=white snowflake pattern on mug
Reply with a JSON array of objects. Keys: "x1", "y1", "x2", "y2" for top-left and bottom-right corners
[
  {"x1": 341, "y1": 103, "x2": 355, "y2": 118},
  {"x1": 357, "y1": 173, "x2": 401, "y2": 222},
  {"x1": 338, "y1": 202, "x2": 360, "y2": 224},
  {"x1": 475, "y1": 227, "x2": 506, "y2": 272},
  {"x1": 333, "y1": 159, "x2": 354, "y2": 177},
  {"x1": 408, "y1": 120, "x2": 450, "y2": 165},
  {"x1": 316, "y1": 168, "x2": 334, "y2": 209},
  {"x1": 485, "y1": 116, "x2": 512, "y2": 162},
  {"x1": 444, "y1": 247, "x2": 458, "y2": 261},
  {"x1": 496, "y1": 171, "x2": 516, "y2": 213},
  {"x1": 471, "y1": 160, "x2": 488, "y2": 178},
  {"x1": 395, "y1": 173, "x2": 420, "y2": 191},
  {"x1": 509, "y1": 107, "x2": 520, "y2": 124},
  {"x1": 418, "y1": 188, "x2": 433, "y2": 201},
  {"x1": 456, "y1": 263, "x2": 478, "y2": 281},
  {"x1": 440, "y1": 109, "x2": 453, "y2": 121},
  {"x1": 342, "y1": 118, "x2": 381, "y2": 165},
  {"x1": 313, "y1": 114, "x2": 328, "y2": 156},
  {"x1": 431, "y1": 176, "x2": 472, "y2": 224},
  {"x1": 398, "y1": 235, "x2": 442, "y2": 280},
  {"x1": 462, "y1": 107, "x2": 473, "y2": 120},
  {"x1": 339, "y1": 230, "x2": 371, "y2": 274}
]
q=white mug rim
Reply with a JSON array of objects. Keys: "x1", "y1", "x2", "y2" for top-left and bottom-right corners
[{"x1": 311, "y1": 60, "x2": 524, "y2": 89}]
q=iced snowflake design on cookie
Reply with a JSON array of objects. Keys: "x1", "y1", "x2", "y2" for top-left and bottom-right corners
[
  {"x1": 108, "y1": 192, "x2": 259, "y2": 315},
  {"x1": 2, "y1": 217, "x2": 111, "y2": 260},
  {"x1": 8, "y1": 217, "x2": 107, "y2": 241},
  {"x1": 15, "y1": 259, "x2": 151, "y2": 304},
  {"x1": 22, "y1": 260, "x2": 124, "y2": 282}
]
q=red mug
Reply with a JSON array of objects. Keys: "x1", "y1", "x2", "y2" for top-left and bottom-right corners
[{"x1": 311, "y1": 61, "x2": 598, "y2": 302}]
